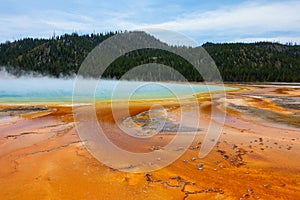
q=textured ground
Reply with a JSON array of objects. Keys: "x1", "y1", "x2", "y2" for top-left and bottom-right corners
[{"x1": 0, "y1": 84, "x2": 299, "y2": 200}]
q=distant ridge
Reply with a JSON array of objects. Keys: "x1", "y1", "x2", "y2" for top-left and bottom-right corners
[{"x1": 1, "y1": 32, "x2": 299, "y2": 82}]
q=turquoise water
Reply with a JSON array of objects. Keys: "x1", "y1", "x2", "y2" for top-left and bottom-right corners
[{"x1": 0, "y1": 77, "x2": 231, "y2": 103}]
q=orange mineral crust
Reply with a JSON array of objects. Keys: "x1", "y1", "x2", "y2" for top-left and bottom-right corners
[{"x1": 0, "y1": 85, "x2": 300, "y2": 200}]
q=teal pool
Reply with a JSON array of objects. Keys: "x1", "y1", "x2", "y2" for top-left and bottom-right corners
[{"x1": 0, "y1": 77, "x2": 231, "y2": 103}]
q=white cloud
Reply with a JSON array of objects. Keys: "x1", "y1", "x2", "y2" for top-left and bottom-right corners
[
  {"x1": 124, "y1": 1, "x2": 300, "y2": 43},
  {"x1": 0, "y1": 10, "x2": 99, "y2": 41},
  {"x1": 0, "y1": 0, "x2": 299, "y2": 44},
  {"x1": 142, "y1": 1, "x2": 299, "y2": 30}
]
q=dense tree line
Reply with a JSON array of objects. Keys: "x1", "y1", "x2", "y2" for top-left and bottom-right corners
[
  {"x1": 0, "y1": 32, "x2": 299, "y2": 82},
  {"x1": 0, "y1": 32, "x2": 116, "y2": 76},
  {"x1": 203, "y1": 42, "x2": 300, "y2": 82}
]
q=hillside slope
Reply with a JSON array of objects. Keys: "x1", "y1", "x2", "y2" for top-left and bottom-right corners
[{"x1": 0, "y1": 32, "x2": 299, "y2": 82}]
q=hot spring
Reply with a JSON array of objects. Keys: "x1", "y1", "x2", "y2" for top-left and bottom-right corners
[{"x1": 0, "y1": 75, "x2": 232, "y2": 103}]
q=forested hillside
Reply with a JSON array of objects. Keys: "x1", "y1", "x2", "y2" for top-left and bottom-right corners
[
  {"x1": 0, "y1": 32, "x2": 299, "y2": 82},
  {"x1": 0, "y1": 32, "x2": 115, "y2": 76},
  {"x1": 203, "y1": 42, "x2": 300, "y2": 82}
]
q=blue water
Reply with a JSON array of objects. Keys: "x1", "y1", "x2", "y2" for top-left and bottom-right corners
[{"x1": 0, "y1": 76, "x2": 231, "y2": 103}]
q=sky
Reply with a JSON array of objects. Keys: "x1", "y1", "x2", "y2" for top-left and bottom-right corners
[{"x1": 0, "y1": 0, "x2": 299, "y2": 45}]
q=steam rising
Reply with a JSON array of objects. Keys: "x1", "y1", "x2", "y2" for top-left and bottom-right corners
[
  {"x1": 0, "y1": 67, "x2": 228, "y2": 103},
  {"x1": 0, "y1": 67, "x2": 74, "y2": 102}
]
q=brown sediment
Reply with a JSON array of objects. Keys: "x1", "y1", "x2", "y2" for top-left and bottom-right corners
[{"x1": 0, "y1": 84, "x2": 300, "y2": 199}]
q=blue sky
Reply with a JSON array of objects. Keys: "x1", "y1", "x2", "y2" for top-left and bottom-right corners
[{"x1": 0, "y1": 0, "x2": 299, "y2": 44}]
